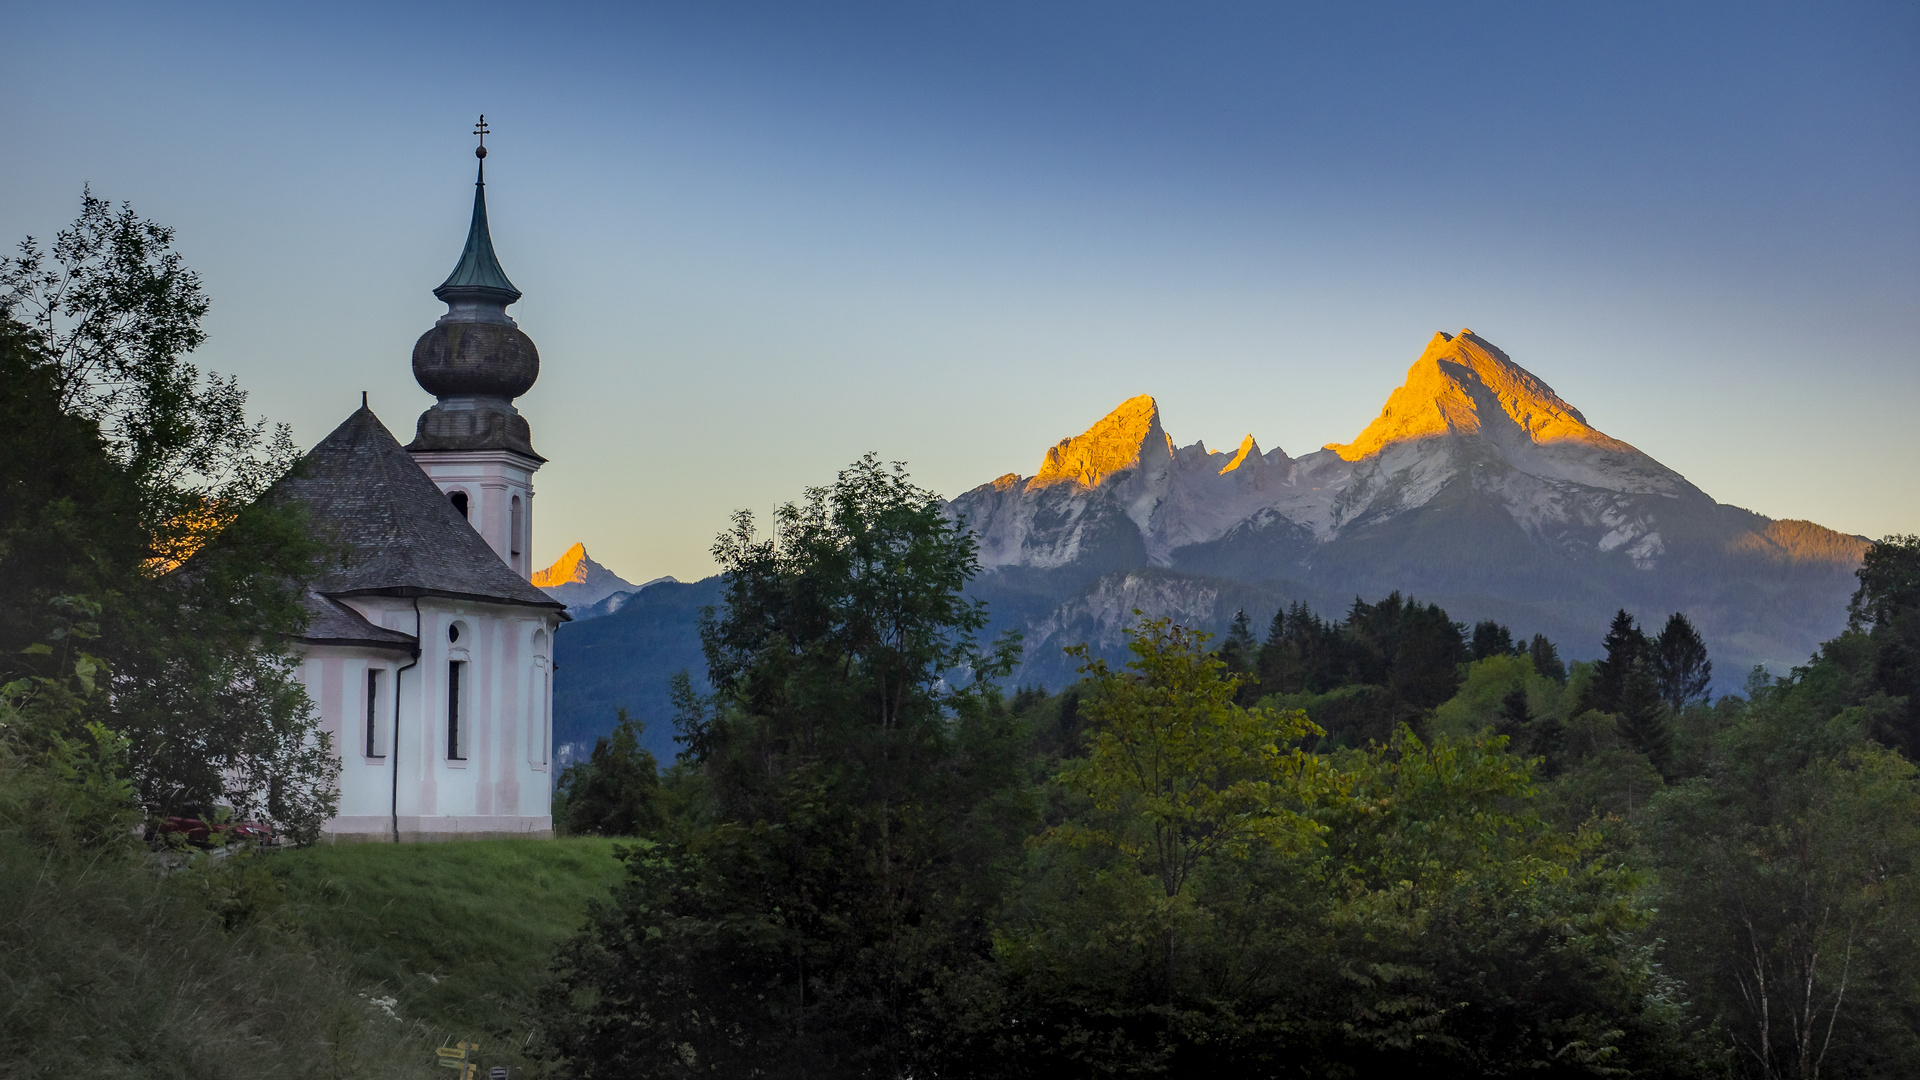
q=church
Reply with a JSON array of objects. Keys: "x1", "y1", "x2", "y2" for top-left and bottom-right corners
[{"x1": 275, "y1": 132, "x2": 566, "y2": 842}]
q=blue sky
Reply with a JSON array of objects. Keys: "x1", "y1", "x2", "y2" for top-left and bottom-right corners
[{"x1": 4, "y1": 2, "x2": 1915, "y2": 582}]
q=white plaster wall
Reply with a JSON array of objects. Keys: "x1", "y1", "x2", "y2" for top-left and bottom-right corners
[{"x1": 303, "y1": 596, "x2": 559, "y2": 841}]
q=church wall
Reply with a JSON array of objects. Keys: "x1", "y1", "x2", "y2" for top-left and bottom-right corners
[
  {"x1": 309, "y1": 596, "x2": 559, "y2": 843},
  {"x1": 411, "y1": 449, "x2": 538, "y2": 580}
]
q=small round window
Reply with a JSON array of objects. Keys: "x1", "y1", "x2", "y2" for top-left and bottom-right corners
[{"x1": 448, "y1": 623, "x2": 463, "y2": 644}]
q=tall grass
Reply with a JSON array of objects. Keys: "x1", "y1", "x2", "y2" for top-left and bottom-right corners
[{"x1": 0, "y1": 749, "x2": 421, "y2": 1079}]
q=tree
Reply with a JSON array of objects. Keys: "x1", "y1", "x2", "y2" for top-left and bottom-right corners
[
  {"x1": 1058, "y1": 617, "x2": 1324, "y2": 1008},
  {"x1": 1529, "y1": 633, "x2": 1568, "y2": 684},
  {"x1": 1471, "y1": 619, "x2": 1516, "y2": 660},
  {"x1": 1644, "y1": 694, "x2": 1920, "y2": 1078},
  {"x1": 1848, "y1": 535, "x2": 1920, "y2": 756},
  {"x1": 1652, "y1": 612, "x2": 1713, "y2": 712},
  {"x1": 554, "y1": 709, "x2": 661, "y2": 836},
  {"x1": 1218, "y1": 609, "x2": 1257, "y2": 678},
  {"x1": 0, "y1": 188, "x2": 297, "y2": 548},
  {"x1": 545, "y1": 456, "x2": 1025, "y2": 1079},
  {"x1": 1582, "y1": 609, "x2": 1650, "y2": 716},
  {"x1": 1495, "y1": 682, "x2": 1532, "y2": 742},
  {"x1": 1616, "y1": 658, "x2": 1674, "y2": 776},
  {"x1": 1, "y1": 196, "x2": 331, "y2": 842}
]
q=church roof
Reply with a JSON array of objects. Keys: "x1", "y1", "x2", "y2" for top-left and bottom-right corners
[
  {"x1": 297, "y1": 590, "x2": 419, "y2": 653},
  {"x1": 271, "y1": 406, "x2": 563, "y2": 611},
  {"x1": 434, "y1": 160, "x2": 521, "y2": 306}
]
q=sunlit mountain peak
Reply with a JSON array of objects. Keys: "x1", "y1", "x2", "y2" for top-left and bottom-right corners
[
  {"x1": 1030, "y1": 393, "x2": 1174, "y2": 490},
  {"x1": 1325, "y1": 329, "x2": 1627, "y2": 462},
  {"x1": 534, "y1": 542, "x2": 646, "y2": 614},
  {"x1": 532, "y1": 541, "x2": 595, "y2": 588},
  {"x1": 1218, "y1": 434, "x2": 1262, "y2": 475}
]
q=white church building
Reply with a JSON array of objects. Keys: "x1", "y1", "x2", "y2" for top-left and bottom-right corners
[{"x1": 274, "y1": 135, "x2": 566, "y2": 841}]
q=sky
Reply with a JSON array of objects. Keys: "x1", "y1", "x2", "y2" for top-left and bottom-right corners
[{"x1": 4, "y1": 1, "x2": 1916, "y2": 584}]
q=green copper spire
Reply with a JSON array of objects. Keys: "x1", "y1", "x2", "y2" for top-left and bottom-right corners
[{"x1": 434, "y1": 116, "x2": 521, "y2": 314}]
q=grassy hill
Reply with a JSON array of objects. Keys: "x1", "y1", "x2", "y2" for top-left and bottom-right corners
[{"x1": 270, "y1": 837, "x2": 628, "y2": 1078}]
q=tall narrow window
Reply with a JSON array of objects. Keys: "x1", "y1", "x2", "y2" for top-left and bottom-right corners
[
  {"x1": 447, "y1": 660, "x2": 465, "y2": 760},
  {"x1": 450, "y1": 491, "x2": 469, "y2": 519},
  {"x1": 365, "y1": 669, "x2": 384, "y2": 757},
  {"x1": 539, "y1": 669, "x2": 551, "y2": 766},
  {"x1": 510, "y1": 495, "x2": 524, "y2": 573}
]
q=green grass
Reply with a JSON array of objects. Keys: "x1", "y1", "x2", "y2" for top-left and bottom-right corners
[{"x1": 270, "y1": 837, "x2": 628, "y2": 1076}]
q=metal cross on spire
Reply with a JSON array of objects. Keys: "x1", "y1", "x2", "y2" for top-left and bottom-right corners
[{"x1": 473, "y1": 115, "x2": 489, "y2": 160}]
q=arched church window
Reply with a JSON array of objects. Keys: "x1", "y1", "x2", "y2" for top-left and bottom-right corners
[
  {"x1": 510, "y1": 496, "x2": 524, "y2": 572},
  {"x1": 530, "y1": 629, "x2": 551, "y2": 768},
  {"x1": 450, "y1": 490, "x2": 469, "y2": 519},
  {"x1": 447, "y1": 621, "x2": 472, "y2": 761}
]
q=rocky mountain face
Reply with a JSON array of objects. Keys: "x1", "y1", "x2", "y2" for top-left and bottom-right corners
[
  {"x1": 553, "y1": 328, "x2": 1869, "y2": 756},
  {"x1": 534, "y1": 542, "x2": 674, "y2": 619},
  {"x1": 951, "y1": 330, "x2": 1867, "y2": 690}
]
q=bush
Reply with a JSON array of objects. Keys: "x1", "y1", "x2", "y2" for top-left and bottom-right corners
[
  {"x1": 0, "y1": 732, "x2": 419, "y2": 1079},
  {"x1": 553, "y1": 709, "x2": 661, "y2": 836}
]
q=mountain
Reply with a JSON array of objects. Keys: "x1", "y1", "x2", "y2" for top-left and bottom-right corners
[
  {"x1": 533, "y1": 542, "x2": 674, "y2": 619},
  {"x1": 551, "y1": 328, "x2": 1869, "y2": 754},
  {"x1": 552, "y1": 575, "x2": 723, "y2": 763},
  {"x1": 951, "y1": 329, "x2": 1868, "y2": 691}
]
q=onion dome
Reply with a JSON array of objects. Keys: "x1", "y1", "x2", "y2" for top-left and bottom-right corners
[{"x1": 407, "y1": 119, "x2": 543, "y2": 461}]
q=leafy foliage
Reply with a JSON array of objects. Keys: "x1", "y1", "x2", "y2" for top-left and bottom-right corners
[
  {"x1": 553, "y1": 709, "x2": 663, "y2": 837},
  {"x1": 0, "y1": 699, "x2": 418, "y2": 1079},
  {"x1": 540, "y1": 459, "x2": 1733, "y2": 1078},
  {"x1": 1, "y1": 195, "x2": 333, "y2": 841},
  {"x1": 1641, "y1": 653, "x2": 1920, "y2": 1076},
  {"x1": 544, "y1": 456, "x2": 1026, "y2": 1079},
  {"x1": 1848, "y1": 534, "x2": 1920, "y2": 756}
]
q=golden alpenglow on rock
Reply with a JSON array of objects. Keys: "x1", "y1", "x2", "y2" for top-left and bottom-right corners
[
  {"x1": 1030, "y1": 394, "x2": 1175, "y2": 489},
  {"x1": 1325, "y1": 329, "x2": 1630, "y2": 461},
  {"x1": 533, "y1": 541, "x2": 593, "y2": 588},
  {"x1": 1218, "y1": 433, "x2": 1261, "y2": 475}
]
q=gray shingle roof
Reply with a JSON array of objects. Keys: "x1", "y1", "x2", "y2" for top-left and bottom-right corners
[
  {"x1": 271, "y1": 406, "x2": 564, "y2": 611},
  {"x1": 297, "y1": 590, "x2": 419, "y2": 652}
]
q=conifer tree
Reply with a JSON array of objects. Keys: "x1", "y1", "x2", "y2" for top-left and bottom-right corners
[
  {"x1": 1583, "y1": 610, "x2": 1649, "y2": 715},
  {"x1": 1495, "y1": 683, "x2": 1532, "y2": 743},
  {"x1": 1220, "y1": 609, "x2": 1256, "y2": 675},
  {"x1": 1471, "y1": 620, "x2": 1516, "y2": 661},
  {"x1": 1528, "y1": 633, "x2": 1567, "y2": 683},
  {"x1": 1615, "y1": 658, "x2": 1673, "y2": 775},
  {"x1": 1651, "y1": 612, "x2": 1712, "y2": 712}
]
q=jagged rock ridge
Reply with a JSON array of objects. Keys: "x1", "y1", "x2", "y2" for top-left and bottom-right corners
[
  {"x1": 551, "y1": 328, "x2": 1870, "y2": 760},
  {"x1": 950, "y1": 329, "x2": 1867, "y2": 688}
]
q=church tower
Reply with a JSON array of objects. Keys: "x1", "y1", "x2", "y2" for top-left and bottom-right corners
[{"x1": 407, "y1": 118, "x2": 543, "y2": 579}]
